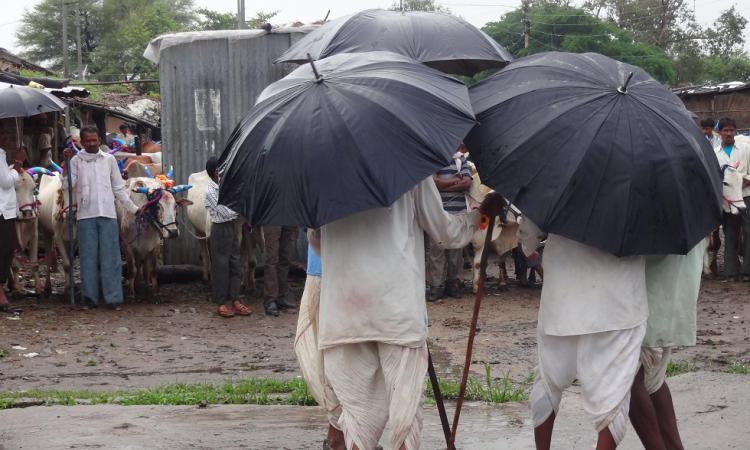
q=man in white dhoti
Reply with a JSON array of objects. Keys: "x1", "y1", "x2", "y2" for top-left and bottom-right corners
[
  {"x1": 316, "y1": 177, "x2": 493, "y2": 450},
  {"x1": 518, "y1": 217, "x2": 648, "y2": 450},
  {"x1": 295, "y1": 235, "x2": 344, "y2": 449},
  {"x1": 629, "y1": 244, "x2": 704, "y2": 450}
]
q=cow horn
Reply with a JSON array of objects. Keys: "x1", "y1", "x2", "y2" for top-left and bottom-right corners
[
  {"x1": 26, "y1": 167, "x2": 54, "y2": 176},
  {"x1": 133, "y1": 187, "x2": 151, "y2": 194},
  {"x1": 49, "y1": 161, "x2": 64, "y2": 174},
  {"x1": 168, "y1": 184, "x2": 192, "y2": 194},
  {"x1": 166, "y1": 166, "x2": 174, "y2": 179},
  {"x1": 143, "y1": 166, "x2": 155, "y2": 178}
]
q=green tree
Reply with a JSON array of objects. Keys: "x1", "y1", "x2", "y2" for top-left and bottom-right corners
[
  {"x1": 389, "y1": 0, "x2": 449, "y2": 13},
  {"x1": 15, "y1": 0, "x2": 103, "y2": 74},
  {"x1": 484, "y1": 4, "x2": 676, "y2": 83},
  {"x1": 192, "y1": 8, "x2": 236, "y2": 31},
  {"x1": 703, "y1": 6, "x2": 747, "y2": 58}
]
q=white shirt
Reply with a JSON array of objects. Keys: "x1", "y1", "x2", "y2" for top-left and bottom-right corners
[
  {"x1": 63, "y1": 150, "x2": 138, "y2": 220},
  {"x1": 714, "y1": 140, "x2": 750, "y2": 197},
  {"x1": 519, "y1": 218, "x2": 648, "y2": 336},
  {"x1": 318, "y1": 177, "x2": 480, "y2": 349},
  {"x1": 0, "y1": 148, "x2": 19, "y2": 219}
]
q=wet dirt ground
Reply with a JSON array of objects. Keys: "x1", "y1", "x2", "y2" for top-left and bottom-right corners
[{"x1": 1, "y1": 257, "x2": 748, "y2": 392}]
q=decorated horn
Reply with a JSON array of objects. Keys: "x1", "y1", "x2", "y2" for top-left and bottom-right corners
[
  {"x1": 143, "y1": 165, "x2": 155, "y2": 178},
  {"x1": 49, "y1": 161, "x2": 64, "y2": 173},
  {"x1": 132, "y1": 187, "x2": 152, "y2": 194},
  {"x1": 166, "y1": 166, "x2": 174, "y2": 179},
  {"x1": 168, "y1": 184, "x2": 192, "y2": 194},
  {"x1": 27, "y1": 167, "x2": 54, "y2": 176}
]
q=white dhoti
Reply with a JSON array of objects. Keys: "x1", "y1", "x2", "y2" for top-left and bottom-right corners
[
  {"x1": 294, "y1": 275, "x2": 341, "y2": 426},
  {"x1": 530, "y1": 323, "x2": 647, "y2": 445},
  {"x1": 640, "y1": 347, "x2": 672, "y2": 395},
  {"x1": 323, "y1": 342, "x2": 428, "y2": 450}
]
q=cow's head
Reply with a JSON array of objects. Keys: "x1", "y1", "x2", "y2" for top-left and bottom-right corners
[
  {"x1": 721, "y1": 163, "x2": 746, "y2": 214},
  {"x1": 15, "y1": 169, "x2": 38, "y2": 220},
  {"x1": 131, "y1": 178, "x2": 193, "y2": 239}
]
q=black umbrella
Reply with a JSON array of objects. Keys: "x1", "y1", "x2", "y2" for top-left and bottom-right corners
[
  {"x1": 218, "y1": 51, "x2": 476, "y2": 228},
  {"x1": 275, "y1": 9, "x2": 513, "y2": 76},
  {"x1": 0, "y1": 82, "x2": 67, "y2": 119},
  {"x1": 465, "y1": 52, "x2": 722, "y2": 257}
]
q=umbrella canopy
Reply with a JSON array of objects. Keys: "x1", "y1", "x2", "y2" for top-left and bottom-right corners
[
  {"x1": 218, "y1": 51, "x2": 476, "y2": 228},
  {"x1": 275, "y1": 9, "x2": 512, "y2": 76},
  {"x1": 0, "y1": 82, "x2": 67, "y2": 119},
  {"x1": 465, "y1": 52, "x2": 722, "y2": 257}
]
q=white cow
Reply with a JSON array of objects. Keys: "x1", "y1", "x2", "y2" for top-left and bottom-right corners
[
  {"x1": 37, "y1": 172, "x2": 76, "y2": 295},
  {"x1": 118, "y1": 177, "x2": 192, "y2": 299},
  {"x1": 466, "y1": 166, "x2": 520, "y2": 293},
  {"x1": 704, "y1": 162, "x2": 747, "y2": 275},
  {"x1": 186, "y1": 170, "x2": 263, "y2": 292},
  {"x1": 9, "y1": 170, "x2": 43, "y2": 294}
]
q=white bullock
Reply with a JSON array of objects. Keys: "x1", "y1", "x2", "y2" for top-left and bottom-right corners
[
  {"x1": 704, "y1": 162, "x2": 747, "y2": 275},
  {"x1": 466, "y1": 165, "x2": 520, "y2": 293},
  {"x1": 9, "y1": 169, "x2": 43, "y2": 294},
  {"x1": 118, "y1": 177, "x2": 192, "y2": 299},
  {"x1": 37, "y1": 172, "x2": 76, "y2": 295}
]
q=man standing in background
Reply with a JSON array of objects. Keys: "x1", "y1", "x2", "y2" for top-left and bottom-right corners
[
  {"x1": 263, "y1": 225, "x2": 298, "y2": 316},
  {"x1": 426, "y1": 143, "x2": 472, "y2": 301}
]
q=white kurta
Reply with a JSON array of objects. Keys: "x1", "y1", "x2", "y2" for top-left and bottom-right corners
[
  {"x1": 518, "y1": 218, "x2": 648, "y2": 336},
  {"x1": 714, "y1": 141, "x2": 750, "y2": 197},
  {"x1": 63, "y1": 150, "x2": 138, "y2": 220},
  {"x1": 318, "y1": 177, "x2": 479, "y2": 349}
]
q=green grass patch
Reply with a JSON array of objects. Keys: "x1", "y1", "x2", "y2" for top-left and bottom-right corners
[
  {"x1": 85, "y1": 360, "x2": 97, "y2": 367},
  {"x1": 0, "y1": 368, "x2": 531, "y2": 410},
  {"x1": 728, "y1": 361, "x2": 750, "y2": 374},
  {"x1": 666, "y1": 360, "x2": 696, "y2": 377},
  {"x1": 0, "y1": 348, "x2": 8, "y2": 359},
  {"x1": 425, "y1": 365, "x2": 530, "y2": 404}
]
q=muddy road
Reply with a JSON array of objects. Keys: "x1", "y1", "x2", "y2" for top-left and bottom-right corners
[{"x1": 1, "y1": 261, "x2": 748, "y2": 392}]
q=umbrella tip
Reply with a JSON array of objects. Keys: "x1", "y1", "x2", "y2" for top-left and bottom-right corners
[
  {"x1": 617, "y1": 72, "x2": 635, "y2": 94},
  {"x1": 306, "y1": 53, "x2": 324, "y2": 83}
]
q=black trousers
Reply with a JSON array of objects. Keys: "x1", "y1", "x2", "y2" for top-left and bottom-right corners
[{"x1": 0, "y1": 215, "x2": 15, "y2": 284}]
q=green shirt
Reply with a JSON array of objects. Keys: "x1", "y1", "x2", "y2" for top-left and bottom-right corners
[{"x1": 643, "y1": 244, "x2": 704, "y2": 348}]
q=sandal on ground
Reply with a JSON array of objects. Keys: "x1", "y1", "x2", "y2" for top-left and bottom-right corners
[
  {"x1": 233, "y1": 301, "x2": 253, "y2": 316},
  {"x1": 217, "y1": 305, "x2": 235, "y2": 317}
]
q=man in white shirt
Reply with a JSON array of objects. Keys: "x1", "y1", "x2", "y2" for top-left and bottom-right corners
[
  {"x1": 518, "y1": 217, "x2": 648, "y2": 450},
  {"x1": 713, "y1": 117, "x2": 750, "y2": 281},
  {"x1": 0, "y1": 145, "x2": 23, "y2": 311},
  {"x1": 316, "y1": 177, "x2": 499, "y2": 450},
  {"x1": 62, "y1": 126, "x2": 140, "y2": 308}
]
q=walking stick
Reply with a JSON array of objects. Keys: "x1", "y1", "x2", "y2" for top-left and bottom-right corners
[
  {"x1": 427, "y1": 348, "x2": 453, "y2": 450},
  {"x1": 449, "y1": 213, "x2": 496, "y2": 448},
  {"x1": 65, "y1": 154, "x2": 75, "y2": 306}
]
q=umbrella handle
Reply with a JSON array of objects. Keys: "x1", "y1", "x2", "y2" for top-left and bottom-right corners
[{"x1": 450, "y1": 213, "x2": 496, "y2": 447}]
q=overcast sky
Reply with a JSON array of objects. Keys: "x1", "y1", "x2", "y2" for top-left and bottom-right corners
[{"x1": 1, "y1": 0, "x2": 748, "y2": 57}]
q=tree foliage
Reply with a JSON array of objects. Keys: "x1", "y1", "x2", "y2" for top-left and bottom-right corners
[
  {"x1": 484, "y1": 4, "x2": 676, "y2": 83},
  {"x1": 388, "y1": 0, "x2": 450, "y2": 13}
]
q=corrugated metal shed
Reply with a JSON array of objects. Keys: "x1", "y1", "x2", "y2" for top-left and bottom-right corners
[{"x1": 146, "y1": 28, "x2": 310, "y2": 264}]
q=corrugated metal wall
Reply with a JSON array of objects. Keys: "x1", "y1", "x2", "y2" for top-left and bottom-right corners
[{"x1": 158, "y1": 30, "x2": 306, "y2": 264}]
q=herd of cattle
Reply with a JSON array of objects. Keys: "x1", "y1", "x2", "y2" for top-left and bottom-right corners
[{"x1": 7, "y1": 146, "x2": 747, "y2": 300}]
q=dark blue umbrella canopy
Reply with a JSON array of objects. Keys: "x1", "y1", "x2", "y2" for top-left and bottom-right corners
[
  {"x1": 276, "y1": 9, "x2": 512, "y2": 76},
  {"x1": 218, "y1": 51, "x2": 477, "y2": 227},
  {"x1": 0, "y1": 82, "x2": 66, "y2": 118},
  {"x1": 465, "y1": 52, "x2": 722, "y2": 257}
]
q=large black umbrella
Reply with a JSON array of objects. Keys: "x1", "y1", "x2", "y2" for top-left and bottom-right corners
[
  {"x1": 218, "y1": 51, "x2": 476, "y2": 227},
  {"x1": 275, "y1": 9, "x2": 512, "y2": 76},
  {"x1": 465, "y1": 52, "x2": 722, "y2": 256},
  {"x1": 0, "y1": 82, "x2": 67, "y2": 118}
]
